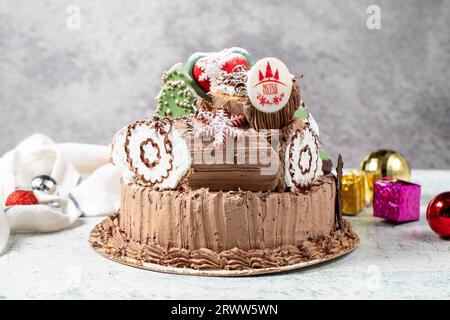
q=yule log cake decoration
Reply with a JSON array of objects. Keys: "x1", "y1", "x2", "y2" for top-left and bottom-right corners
[
  {"x1": 111, "y1": 116, "x2": 326, "y2": 192},
  {"x1": 96, "y1": 48, "x2": 359, "y2": 275}
]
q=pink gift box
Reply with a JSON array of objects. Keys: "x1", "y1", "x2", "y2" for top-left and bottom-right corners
[{"x1": 373, "y1": 178, "x2": 421, "y2": 222}]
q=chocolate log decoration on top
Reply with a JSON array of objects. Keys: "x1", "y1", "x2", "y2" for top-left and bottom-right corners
[
  {"x1": 248, "y1": 79, "x2": 300, "y2": 130},
  {"x1": 191, "y1": 110, "x2": 330, "y2": 192},
  {"x1": 188, "y1": 110, "x2": 280, "y2": 191}
]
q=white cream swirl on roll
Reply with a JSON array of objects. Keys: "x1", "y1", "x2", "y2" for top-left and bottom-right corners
[
  {"x1": 111, "y1": 118, "x2": 191, "y2": 189},
  {"x1": 306, "y1": 113, "x2": 319, "y2": 137},
  {"x1": 285, "y1": 126, "x2": 323, "y2": 188}
]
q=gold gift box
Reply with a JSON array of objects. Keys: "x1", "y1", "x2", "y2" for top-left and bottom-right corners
[{"x1": 342, "y1": 171, "x2": 366, "y2": 215}]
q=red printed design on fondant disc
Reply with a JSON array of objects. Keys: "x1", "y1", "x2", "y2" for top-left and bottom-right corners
[{"x1": 247, "y1": 58, "x2": 293, "y2": 113}]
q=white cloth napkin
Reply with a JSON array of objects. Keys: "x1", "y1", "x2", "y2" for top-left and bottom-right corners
[{"x1": 0, "y1": 134, "x2": 121, "y2": 254}]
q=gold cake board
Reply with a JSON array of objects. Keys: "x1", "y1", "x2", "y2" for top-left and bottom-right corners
[{"x1": 89, "y1": 219, "x2": 359, "y2": 277}]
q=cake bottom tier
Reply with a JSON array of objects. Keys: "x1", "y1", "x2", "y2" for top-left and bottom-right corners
[
  {"x1": 89, "y1": 174, "x2": 359, "y2": 271},
  {"x1": 90, "y1": 215, "x2": 358, "y2": 271},
  {"x1": 119, "y1": 175, "x2": 338, "y2": 252}
]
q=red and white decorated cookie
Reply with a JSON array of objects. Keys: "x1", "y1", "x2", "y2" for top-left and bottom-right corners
[
  {"x1": 187, "y1": 48, "x2": 252, "y2": 94},
  {"x1": 193, "y1": 54, "x2": 249, "y2": 92}
]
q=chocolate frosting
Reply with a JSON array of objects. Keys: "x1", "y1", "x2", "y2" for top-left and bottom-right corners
[{"x1": 118, "y1": 174, "x2": 337, "y2": 252}]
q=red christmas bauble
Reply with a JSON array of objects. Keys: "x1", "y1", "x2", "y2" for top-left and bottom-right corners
[
  {"x1": 426, "y1": 192, "x2": 450, "y2": 238},
  {"x1": 6, "y1": 190, "x2": 39, "y2": 206}
]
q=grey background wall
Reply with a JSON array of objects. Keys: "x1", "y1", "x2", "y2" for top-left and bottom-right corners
[{"x1": 1, "y1": 0, "x2": 449, "y2": 168}]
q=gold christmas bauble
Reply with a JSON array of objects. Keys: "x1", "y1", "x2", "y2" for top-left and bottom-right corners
[{"x1": 359, "y1": 149, "x2": 411, "y2": 203}]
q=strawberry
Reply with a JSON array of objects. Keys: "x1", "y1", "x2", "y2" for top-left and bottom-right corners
[{"x1": 5, "y1": 190, "x2": 39, "y2": 206}]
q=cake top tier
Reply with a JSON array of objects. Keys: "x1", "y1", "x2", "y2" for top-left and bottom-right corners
[{"x1": 111, "y1": 48, "x2": 333, "y2": 192}]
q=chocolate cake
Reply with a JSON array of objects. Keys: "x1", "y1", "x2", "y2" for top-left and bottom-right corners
[{"x1": 90, "y1": 48, "x2": 358, "y2": 273}]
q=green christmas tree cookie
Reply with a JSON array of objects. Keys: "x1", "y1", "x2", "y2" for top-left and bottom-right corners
[{"x1": 155, "y1": 63, "x2": 197, "y2": 117}]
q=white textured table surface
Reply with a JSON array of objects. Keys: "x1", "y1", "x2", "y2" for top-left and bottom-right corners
[{"x1": 1, "y1": 170, "x2": 449, "y2": 300}]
